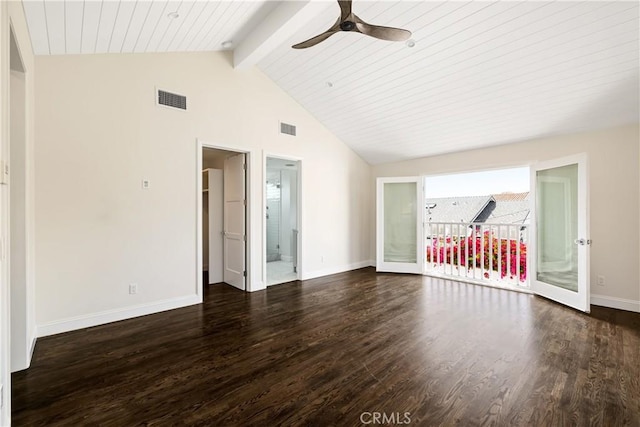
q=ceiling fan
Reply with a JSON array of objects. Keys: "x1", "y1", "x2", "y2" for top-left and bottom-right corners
[{"x1": 292, "y1": 0, "x2": 411, "y2": 49}]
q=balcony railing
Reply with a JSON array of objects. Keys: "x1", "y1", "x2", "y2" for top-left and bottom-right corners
[{"x1": 425, "y1": 222, "x2": 529, "y2": 288}]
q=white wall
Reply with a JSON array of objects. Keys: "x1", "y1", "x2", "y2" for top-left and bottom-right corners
[
  {"x1": 34, "y1": 51, "x2": 372, "y2": 334},
  {"x1": 373, "y1": 124, "x2": 640, "y2": 311},
  {"x1": 0, "y1": 0, "x2": 36, "y2": 422}
]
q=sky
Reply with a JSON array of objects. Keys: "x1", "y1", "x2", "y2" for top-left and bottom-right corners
[{"x1": 424, "y1": 167, "x2": 530, "y2": 198}]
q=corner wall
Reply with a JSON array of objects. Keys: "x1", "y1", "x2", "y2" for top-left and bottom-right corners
[
  {"x1": 373, "y1": 124, "x2": 640, "y2": 311},
  {"x1": 34, "y1": 51, "x2": 372, "y2": 334}
]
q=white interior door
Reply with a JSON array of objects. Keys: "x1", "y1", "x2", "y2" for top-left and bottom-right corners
[
  {"x1": 530, "y1": 154, "x2": 589, "y2": 312},
  {"x1": 376, "y1": 177, "x2": 424, "y2": 274},
  {"x1": 223, "y1": 154, "x2": 246, "y2": 290},
  {"x1": 208, "y1": 169, "x2": 223, "y2": 284}
]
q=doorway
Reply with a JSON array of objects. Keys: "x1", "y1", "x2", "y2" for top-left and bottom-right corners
[
  {"x1": 376, "y1": 157, "x2": 590, "y2": 312},
  {"x1": 265, "y1": 157, "x2": 300, "y2": 286},
  {"x1": 422, "y1": 166, "x2": 530, "y2": 290},
  {"x1": 201, "y1": 146, "x2": 248, "y2": 291}
]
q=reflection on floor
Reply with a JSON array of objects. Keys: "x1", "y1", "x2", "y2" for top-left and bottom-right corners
[
  {"x1": 267, "y1": 260, "x2": 297, "y2": 286},
  {"x1": 537, "y1": 270, "x2": 579, "y2": 292}
]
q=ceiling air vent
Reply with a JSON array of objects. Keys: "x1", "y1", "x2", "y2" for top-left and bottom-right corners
[
  {"x1": 280, "y1": 122, "x2": 297, "y2": 136},
  {"x1": 157, "y1": 89, "x2": 186, "y2": 110}
]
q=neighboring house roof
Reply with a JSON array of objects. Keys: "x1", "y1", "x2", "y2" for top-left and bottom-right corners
[
  {"x1": 485, "y1": 192, "x2": 530, "y2": 224},
  {"x1": 425, "y1": 196, "x2": 495, "y2": 223},
  {"x1": 492, "y1": 192, "x2": 529, "y2": 202},
  {"x1": 425, "y1": 192, "x2": 531, "y2": 225}
]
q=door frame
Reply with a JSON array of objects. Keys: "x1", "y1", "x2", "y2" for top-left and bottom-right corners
[
  {"x1": 529, "y1": 153, "x2": 590, "y2": 312},
  {"x1": 196, "y1": 139, "x2": 254, "y2": 297},
  {"x1": 262, "y1": 152, "x2": 303, "y2": 286}
]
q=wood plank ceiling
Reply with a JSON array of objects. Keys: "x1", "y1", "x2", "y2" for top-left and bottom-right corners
[
  {"x1": 21, "y1": 0, "x2": 275, "y2": 55},
  {"x1": 21, "y1": 1, "x2": 640, "y2": 165},
  {"x1": 259, "y1": 1, "x2": 640, "y2": 164}
]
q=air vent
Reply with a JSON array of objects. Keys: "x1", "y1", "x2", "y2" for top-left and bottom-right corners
[
  {"x1": 280, "y1": 122, "x2": 296, "y2": 136},
  {"x1": 157, "y1": 89, "x2": 186, "y2": 110}
]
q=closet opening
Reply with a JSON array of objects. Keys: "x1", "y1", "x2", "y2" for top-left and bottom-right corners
[{"x1": 201, "y1": 147, "x2": 248, "y2": 292}]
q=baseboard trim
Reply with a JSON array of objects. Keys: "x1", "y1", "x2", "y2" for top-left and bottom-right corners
[
  {"x1": 301, "y1": 260, "x2": 374, "y2": 281},
  {"x1": 29, "y1": 332, "x2": 37, "y2": 363},
  {"x1": 591, "y1": 294, "x2": 640, "y2": 313},
  {"x1": 249, "y1": 281, "x2": 266, "y2": 292},
  {"x1": 37, "y1": 294, "x2": 201, "y2": 337}
]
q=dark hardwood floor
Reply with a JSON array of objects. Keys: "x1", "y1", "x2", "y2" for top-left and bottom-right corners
[{"x1": 12, "y1": 268, "x2": 640, "y2": 426}]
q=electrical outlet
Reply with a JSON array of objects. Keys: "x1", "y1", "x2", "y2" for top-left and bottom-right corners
[
  {"x1": 142, "y1": 179, "x2": 150, "y2": 189},
  {"x1": 129, "y1": 283, "x2": 138, "y2": 294},
  {"x1": 596, "y1": 275, "x2": 605, "y2": 287}
]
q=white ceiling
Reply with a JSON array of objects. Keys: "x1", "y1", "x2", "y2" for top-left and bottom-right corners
[
  {"x1": 22, "y1": 1, "x2": 640, "y2": 165},
  {"x1": 21, "y1": 0, "x2": 276, "y2": 55}
]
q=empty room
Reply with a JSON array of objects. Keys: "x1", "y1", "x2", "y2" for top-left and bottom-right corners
[{"x1": 1, "y1": 0, "x2": 639, "y2": 425}]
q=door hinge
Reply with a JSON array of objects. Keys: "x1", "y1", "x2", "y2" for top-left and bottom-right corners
[
  {"x1": 243, "y1": 271, "x2": 247, "y2": 277},
  {"x1": 243, "y1": 235, "x2": 247, "y2": 242},
  {"x1": 243, "y1": 163, "x2": 247, "y2": 170}
]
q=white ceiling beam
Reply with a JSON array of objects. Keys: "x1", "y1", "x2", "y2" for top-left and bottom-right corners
[{"x1": 233, "y1": 0, "x2": 329, "y2": 70}]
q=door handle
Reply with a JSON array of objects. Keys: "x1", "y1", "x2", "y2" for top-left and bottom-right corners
[{"x1": 574, "y1": 238, "x2": 592, "y2": 245}]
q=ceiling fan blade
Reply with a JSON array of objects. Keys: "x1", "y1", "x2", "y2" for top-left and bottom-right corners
[
  {"x1": 355, "y1": 21, "x2": 411, "y2": 42},
  {"x1": 292, "y1": 30, "x2": 339, "y2": 49},
  {"x1": 338, "y1": 0, "x2": 353, "y2": 21}
]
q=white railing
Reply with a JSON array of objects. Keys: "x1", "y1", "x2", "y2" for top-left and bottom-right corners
[{"x1": 425, "y1": 222, "x2": 529, "y2": 288}]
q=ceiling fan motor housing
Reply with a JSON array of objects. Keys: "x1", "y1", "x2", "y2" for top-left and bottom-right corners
[{"x1": 340, "y1": 21, "x2": 356, "y2": 31}]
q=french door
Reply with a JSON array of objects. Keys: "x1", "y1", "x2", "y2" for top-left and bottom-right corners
[
  {"x1": 530, "y1": 154, "x2": 590, "y2": 312},
  {"x1": 376, "y1": 177, "x2": 424, "y2": 274}
]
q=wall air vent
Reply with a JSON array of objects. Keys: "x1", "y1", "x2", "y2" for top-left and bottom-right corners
[
  {"x1": 157, "y1": 89, "x2": 187, "y2": 110},
  {"x1": 280, "y1": 122, "x2": 297, "y2": 136}
]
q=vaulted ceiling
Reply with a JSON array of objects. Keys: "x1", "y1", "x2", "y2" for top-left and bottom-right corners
[{"x1": 21, "y1": 1, "x2": 640, "y2": 165}]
